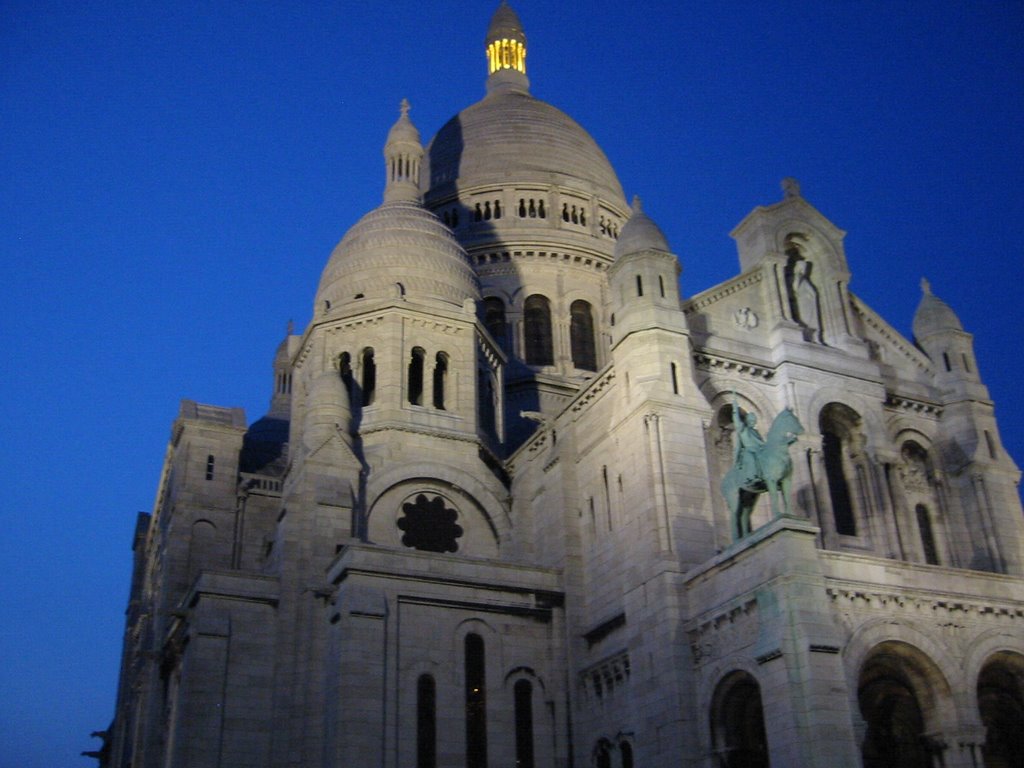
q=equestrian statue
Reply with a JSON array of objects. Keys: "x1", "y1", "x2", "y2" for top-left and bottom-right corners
[{"x1": 720, "y1": 392, "x2": 804, "y2": 540}]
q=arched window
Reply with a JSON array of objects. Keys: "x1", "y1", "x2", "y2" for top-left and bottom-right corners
[
  {"x1": 483, "y1": 297, "x2": 508, "y2": 351},
  {"x1": 524, "y1": 295, "x2": 554, "y2": 366},
  {"x1": 593, "y1": 739, "x2": 612, "y2": 768},
  {"x1": 819, "y1": 403, "x2": 862, "y2": 536},
  {"x1": 205, "y1": 454, "x2": 215, "y2": 481},
  {"x1": 900, "y1": 441, "x2": 941, "y2": 564},
  {"x1": 432, "y1": 352, "x2": 449, "y2": 410},
  {"x1": 915, "y1": 504, "x2": 939, "y2": 565},
  {"x1": 514, "y1": 679, "x2": 534, "y2": 768},
  {"x1": 710, "y1": 671, "x2": 769, "y2": 768},
  {"x1": 417, "y1": 674, "x2": 436, "y2": 768},
  {"x1": 408, "y1": 347, "x2": 425, "y2": 406},
  {"x1": 570, "y1": 299, "x2": 597, "y2": 371},
  {"x1": 465, "y1": 634, "x2": 487, "y2": 768},
  {"x1": 361, "y1": 348, "x2": 376, "y2": 406},
  {"x1": 977, "y1": 652, "x2": 1024, "y2": 768}
]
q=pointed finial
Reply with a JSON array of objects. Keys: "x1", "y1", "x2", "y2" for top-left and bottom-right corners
[
  {"x1": 399, "y1": 97, "x2": 410, "y2": 118},
  {"x1": 921, "y1": 277, "x2": 932, "y2": 295},
  {"x1": 782, "y1": 177, "x2": 801, "y2": 199},
  {"x1": 631, "y1": 195, "x2": 643, "y2": 214}
]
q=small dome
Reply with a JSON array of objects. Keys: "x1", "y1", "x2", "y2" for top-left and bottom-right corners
[
  {"x1": 385, "y1": 98, "x2": 421, "y2": 146},
  {"x1": 315, "y1": 201, "x2": 480, "y2": 312},
  {"x1": 614, "y1": 196, "x2": 671, "y2": 258},
  {"x1": 424, "y1": 91, "x2": 625, "y2": 207},
  {"x1": 912, "y1": 278, "x2": 963, "y2": 340}
]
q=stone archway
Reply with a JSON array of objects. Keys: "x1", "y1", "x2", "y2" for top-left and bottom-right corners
[
  {"x1": 710, "y1": 670, "x2": 769, "y2": 768},
  {"x1": 857, "y1": 641, "x2": 950, "y2": 768},
  {"x1": 978, "y1": 651, "x2": 1024, "y2": 768}
]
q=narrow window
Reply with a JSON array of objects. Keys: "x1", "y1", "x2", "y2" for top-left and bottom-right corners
[
  {"x1": 483, "y1": 201, "x2": 492, "y2": 220},
  {"x1": 570, "y1": 299, "x2": 597, "y2": 371},
  {"x1": 408, "y1": 347, "x2": 425, "y2": 406},
  {"x1": 985, "y1": 429, "x2": 997, "y2": 459},
  {"x1": 451, "y1": 208, "x2": 459, "y2": 228},
  {"x1": 465, "y1": 634, "x2": 487, "y2": 768},
  {"x1": 670, "y1": 362, "x2": 679, "y2": 394},
  {"x1": 432, "y1": 352, "x2": 448, "y2": 410},
  {"x1": 417, "y1": 675, "x2": 436, "y2": 768},
  {"x1": 514, "y1": 680, "x2": 535, "y2": 768},
  {"x1": 478, "y1": 366, "x2": 496, "y2": 438},
  {"x1": 361, "y1": 348, "x2": 376, "y2": 406},
  {"x1": 483, "y1": 297, "x2": 508, "y2": 351},
  {"x1": 538, "y1": 200, "x2": 546, "y2": 218},
  {"x1": 823, "y1": 430, "x2": 856, "y2": 535},
  {"x1": 580, "y1": 208, "x2": 586, "y2": 225},
  {"x1": 493, "y1": 200, "x2": 501, "y2": 219},
  {"x1": 474, "y1": 203, "x2": 482, "y2": 222},
  {"x1": 915, "y1": 504, "x2": 939, "y2": 565},
  {"x1": 205, "y1": 455, "x2": 215, "y2": 481},
  {"x1": 620, "y1": 741, "x2": 634, "y2": 768},
  {"x1": 339, "y1": 352, "x2": 353, "y2": 401},
  {"x1": 961, "y1": 353, "x2": 971, "y2": 373},
  {"x1": 519, "y1": 199, "x2": 527, "y2": 217},
  {"x1": 528, "y1": 199, "x2": 536, "y2": 218},
  {"x1": 942, "y1": 352, "x2": 951, "y2": 372},
  {"x1": 562, "y1": 203, "x2": 569, "y2": 222},
  {"x1": 524, "y1": 295, "x2": 554, "y2": 366},
  {"x1": 659, "y1": 275, "x2": 666, "y2": 297},
  {"x1": 636, "y1": 275, "x2": 644, "y2": 297}
]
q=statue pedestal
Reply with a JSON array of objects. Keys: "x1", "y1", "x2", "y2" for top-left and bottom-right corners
[{"x1": 684, "y1": 516, "x2": 860, "y2": 767}]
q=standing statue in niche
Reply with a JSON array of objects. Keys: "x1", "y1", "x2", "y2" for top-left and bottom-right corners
[
  {"x1": 789, "y1": 258, "x2": 823, "y2": 343},
  {"x1": 721, "y1": 393, "x2": 804, "y2": 540}
]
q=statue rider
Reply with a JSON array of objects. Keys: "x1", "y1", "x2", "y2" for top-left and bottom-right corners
[{"x1": 731, "y1": 392, "x2": 765, "y2": 489}]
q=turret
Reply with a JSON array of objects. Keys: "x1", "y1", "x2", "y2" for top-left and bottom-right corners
[
  {"x1": 608, "y1": 196, "x2": 692, "y2": 400},
  {"x1": 609, "y1": 196, "x2": 686, "y2": 345},
  {"x1": 913, "y1": 277, "x2": 987, "y2": 399}
]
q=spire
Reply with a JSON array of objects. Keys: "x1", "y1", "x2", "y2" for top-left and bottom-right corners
[
  {"x1": 485, "y1": 2, "x2": 530, "y2": 95},
  {"x1": 383, "y1": 99, "x2": 424, "y2": 203}
]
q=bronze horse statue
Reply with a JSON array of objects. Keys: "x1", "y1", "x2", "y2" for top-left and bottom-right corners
[{"x1": 721, "y1": 406, "x2": 804, "y2": 540}]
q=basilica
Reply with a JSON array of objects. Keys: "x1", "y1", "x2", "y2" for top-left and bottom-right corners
[{"x1": 102, "y1": 4, "x2": 1024, "y2": 767}]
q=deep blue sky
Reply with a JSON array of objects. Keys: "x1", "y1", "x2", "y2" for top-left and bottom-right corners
[{"x1": 3, "y1": 1, "x2": 1022, "y2": 765}]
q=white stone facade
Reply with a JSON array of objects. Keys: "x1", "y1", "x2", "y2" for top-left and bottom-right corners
[{"x1": 103, "y1": 5, "x2": 1024, "y2": 768}]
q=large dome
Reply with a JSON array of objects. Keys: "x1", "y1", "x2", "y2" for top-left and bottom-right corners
[
  {"x1": 315, "y1": 201, "x2": 480, "y2": 313},
  {"x1": 423, "y1": 90, "x2": 626, "y2": 208}
]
